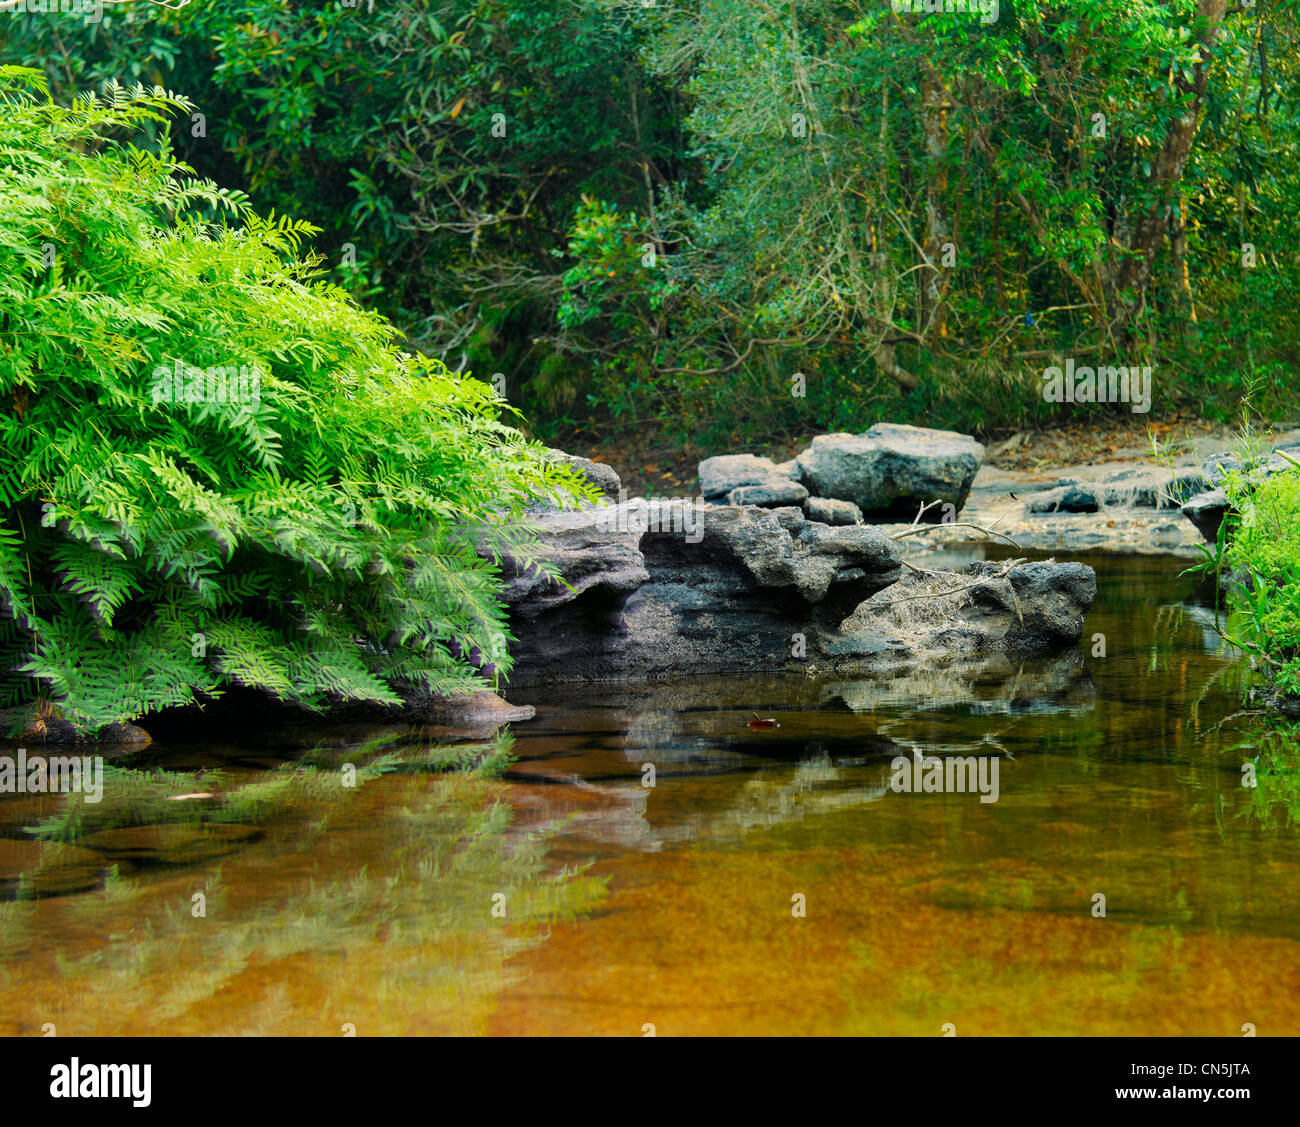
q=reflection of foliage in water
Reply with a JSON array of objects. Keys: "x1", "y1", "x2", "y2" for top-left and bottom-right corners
[
  {"x1": 1227, "y1": 720, "x2": 1300, "y2": 835},
  {"x1": 26, "y1": 731, "x2": 517, "y2": 843},
  {"x1": 1148, "y1": 601, "x2": 1262, "y2": 731},
  {"x1": 25, "y1": 765, "x2": 348, "y2": 843},
  {"x1": 0, "y1": 736, "x2": 608, "y2": 1034},
  {"x1": 297, "y1": 727, "x2": 517, "y2": 777}
]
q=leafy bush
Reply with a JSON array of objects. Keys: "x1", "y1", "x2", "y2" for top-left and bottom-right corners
[
  {"x1": 1223, "y1": 463, "x2": 1300, "y2": 697},
  {"x1": 0, "y1": 67, "x2": 591, "y2": 733},
  {"x1": 10, "y1": 1, "x2": 1299, "y2": 451}
]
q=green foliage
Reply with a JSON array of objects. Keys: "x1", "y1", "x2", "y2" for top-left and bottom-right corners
[
  {"x1": 1223, "y1": 463, "x2": 1300, "y2": 696},
  {"x1": 6, "y1": 1, "x2": 1299, "y2": 450},
  {"x1": 1222, "y1": 720, "x2": 1300, "y2": 834},
  {"x1": 628, "y1": 0, "x2": 1300, "y2": 442},
  {"x1": 0, "y1": 68, "x2": 592, "y2": 732},
  {"x1": 3, "y1": 0, "x2": 677, "y2": 371}
]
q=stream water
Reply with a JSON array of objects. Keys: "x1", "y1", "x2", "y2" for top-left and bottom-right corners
[{"x1": 1, "y1": 549, "x2": 1297, "y2": 1036}]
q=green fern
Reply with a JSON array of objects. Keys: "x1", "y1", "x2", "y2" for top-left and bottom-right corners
[{"x1": 0, "y1": 68, "x2": 596, "y2": 732}]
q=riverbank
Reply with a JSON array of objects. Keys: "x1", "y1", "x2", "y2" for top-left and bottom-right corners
[{"x1": 566, "y1": 417, "x2": 1300, "y2": 558}]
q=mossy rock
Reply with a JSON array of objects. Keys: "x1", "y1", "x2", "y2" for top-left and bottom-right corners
[{"x1": 0, "y1": 704, "x2": 152, "y2": 749}]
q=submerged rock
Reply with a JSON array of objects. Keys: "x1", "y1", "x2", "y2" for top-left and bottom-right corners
[
  {"x1": 411, "y1": 690, "x2": 535, "y2": 726},
  {"x1": 0, "y1": 838, "x2": 108, "y2": 898},
  {"x1": 0, "y1": 705, "x2": 152, "y2": 750},
  {"x1": 79, "y1": 823, "x2": 261, "y2": 864},
  {"x1": 795, "y1": 423, "x2": 984, "y2": 519}
]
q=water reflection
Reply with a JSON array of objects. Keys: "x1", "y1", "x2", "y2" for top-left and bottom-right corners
[{"x1": 2, "y1": 551, "x2": 1298, "y2": 1035}]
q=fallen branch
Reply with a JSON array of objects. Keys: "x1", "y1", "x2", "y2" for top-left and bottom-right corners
[
  {"x1": 891, "y1": 521, "x2": 1022, "y2": 549},
  {"x1": 893, "y1": 514, "x2": 1022, "y2": 551},
  {"x1": 868, "y1": 558, "x2": 1029, "y2": 609},
  {"x1": 887, "y1": 497, "x2": 1021, "y2": 548}
]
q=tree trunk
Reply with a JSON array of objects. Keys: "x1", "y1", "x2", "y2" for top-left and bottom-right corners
[
  {"x1": 1169, "y1": 191, "x2": 1198, "y2": 333},
  {"x1": 919, "y1": 74, "x2": 952, "y2": 340},
  {"x1": 1113, "y1": 0, "x2": 1227, "y2": 342}
]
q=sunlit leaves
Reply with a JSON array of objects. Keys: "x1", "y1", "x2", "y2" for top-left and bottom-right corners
[{"x1": 0, "y1": 73, "x2": 595, "y2": 731}]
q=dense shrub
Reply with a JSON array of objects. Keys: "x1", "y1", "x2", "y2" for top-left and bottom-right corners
[
  {"x1": 0, "y1": 68, "x2": 590, "y2": 732},
  {"x1": 1223, "y1": 463, "x2": 1300, "y2": 697},
  {"x1": 7, "y1": 3, "x2": 1298, "y2": 450}
]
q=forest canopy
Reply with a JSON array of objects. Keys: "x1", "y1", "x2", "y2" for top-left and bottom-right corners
[{"x1": 3, "y1": 0, "x2": 1295, "y2": 449}]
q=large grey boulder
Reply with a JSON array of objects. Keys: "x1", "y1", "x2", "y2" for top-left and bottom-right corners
[
  {"x1": 795, "y1": 423, "x2": 984, "y2": 519},
  {"x1": 1099, "y1": 468, "x2": 1208, "y2": 508},
  {"x1": 499, "y1": 501, "x2": 904, "y2": 680},
  {"x1": 1203, "y1": 446, "x2": 1300, "y2": 486},
  {"x1": 728, "y1": 480, "x2": 809, "y2": 508},
  {"x1": 538, "y1": 449, "x2": 622, "y2": 506},
  {"x1": 805, "y1": 497, "x2": 863, "y2": 526},
  {"x1": 1180, "y1": 489, "x2": 1230, "y2": 542},
  {"x1": 497, "y1": 506, "x2": 650, "y2": 618},
  {"x1": 1025, "y1": 485, "x2": 1100, "y2": 514},
  {"x1": 821, "y1": 559, "x2": 1097, "y2": 665},
  {"x1": 698, "y1": 454, "x2": 783, "y2": 500}
]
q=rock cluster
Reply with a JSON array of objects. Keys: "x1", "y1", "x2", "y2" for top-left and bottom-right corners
[
  {"x1": 1025, "y1": 467, "x2": 1209, "y2": 515},
  {"x1": 496, "y1": 456, "x2": 1096, "y2": 686},
  {"x1": 1178, "y1": 445, "x2": 1300, "y2": 543},
  {"x1": 698, "y1": 423, "x2": 984, "y2": 524}
]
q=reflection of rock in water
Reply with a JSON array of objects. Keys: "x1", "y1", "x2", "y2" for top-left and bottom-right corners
[
  {"x1": 510, "y1": 756, "x2": 895, "y2": 855},
  {"x1": 622, "y1": 705, "x2": 702, "y2": 755},
  {"x1": 0, "y1": 838, "x2": 108, "y2": 899},
  {"x1": 506, "y1": 775, "x2": 692, "y2": 854},
  {"x1": 692, "y1": 754, "x2": 891, "y2": 840},
  {"x1": 822, "y1": 651, "x2": 1095, "y2": 717},
  {"x1": 503, "y1": 655, "x2": 1094, "y2": 853}
]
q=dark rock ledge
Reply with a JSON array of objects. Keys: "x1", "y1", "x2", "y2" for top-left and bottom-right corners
[{"x1": 495, "y1": 454, "x2": 1095, "y2": 687}]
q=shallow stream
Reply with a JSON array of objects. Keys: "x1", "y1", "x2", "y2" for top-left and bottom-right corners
[{"x1": 2, "y1": 550, "x2": 1297, "y2": 1036}]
